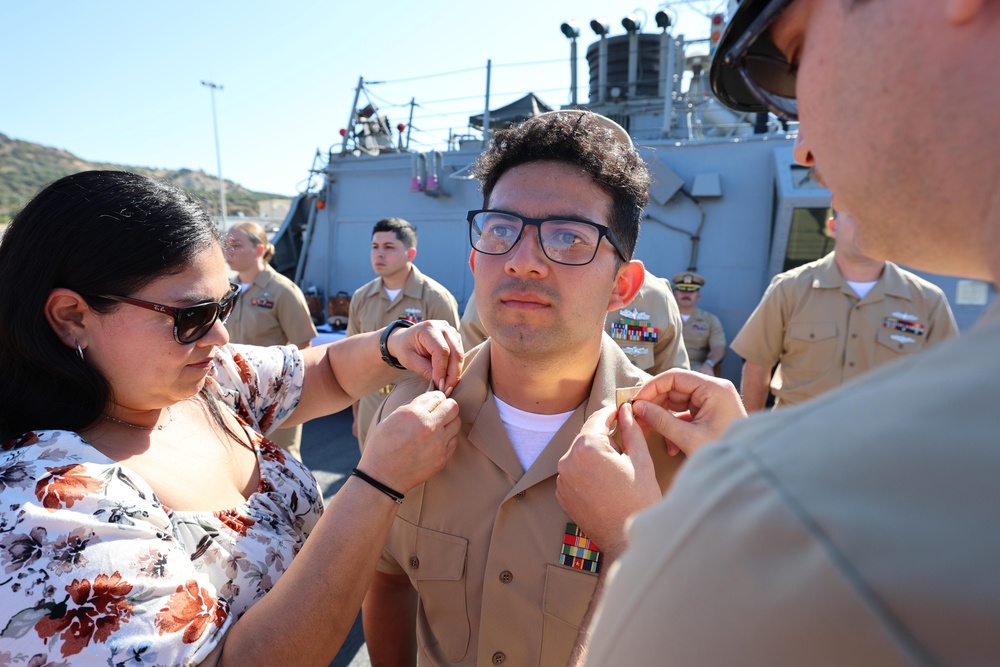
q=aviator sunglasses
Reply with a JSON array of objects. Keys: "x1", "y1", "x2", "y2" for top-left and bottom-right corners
[
  {"x1": 91, "y1": 283, "x2": 241, "y2": 344},
  {"x1": 721, "y1": 0, "x2": 798, "y2": 120}
]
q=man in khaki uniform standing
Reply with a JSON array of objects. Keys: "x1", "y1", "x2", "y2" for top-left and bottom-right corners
[
  {"x1": 224, "y1": 221, "x2": 317, "y2": 460},
  {"x1": 348, "y1": 217, "x2": 460, "y2": 448},
  {"x1": 733, "y1": 210, "x2": 957, "y2": 411},
  {"x1": 559, "y1": 1, "x2": 1000, "y2": 664},
  {"x1": 604, "y1": 269, "x2": 689, "y2": 375},
  {"x1": 362, "y1": 111, "x2": 684, "y2": 667},
  {"x1": 671, "y1": 271, "x2": 726, "y2": 375}
]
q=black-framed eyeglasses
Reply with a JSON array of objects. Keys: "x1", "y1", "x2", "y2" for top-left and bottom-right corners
[
  {"x1": 467, "y1": 210, "x2": 628, "y2": 267},
  {"x1": 721, "y1": 0, "x2": 798, "y2": 120},
  {"x1": 92, "y1": 283, "x2": 241, "y2": 344}
]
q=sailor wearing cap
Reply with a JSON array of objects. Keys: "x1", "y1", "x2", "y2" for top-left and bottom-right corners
[
  {"x1": 671, "y1": 271, "x2": 726, "y2": 375},
  {"x1": 564, "y1": 1, "x2": 1000, "y2": 664}
]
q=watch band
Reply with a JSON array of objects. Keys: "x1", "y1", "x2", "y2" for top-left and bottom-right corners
[
  {"x1": 380, "y1": 319, "x2": 415, "y2": 369},
  {"x1": 705, "y1": 359, "x2": 716, "y2": 368}
]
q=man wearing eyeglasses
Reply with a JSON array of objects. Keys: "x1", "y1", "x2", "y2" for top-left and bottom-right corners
[
  {"x1": 561, "y1": 1, "x2": 1000, "y2": 665},
  {"x1": 361, "y1": 110, "x2": 684, "y2": 667}
]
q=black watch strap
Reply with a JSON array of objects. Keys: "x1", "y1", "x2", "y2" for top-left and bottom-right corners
[{"x1": 380, "y1": 319, "x2": 415, "y2": 369}]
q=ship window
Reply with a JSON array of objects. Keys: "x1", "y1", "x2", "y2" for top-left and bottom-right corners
[{"x1": 783, "y1": 206, "x2": 833, "y2": 272}]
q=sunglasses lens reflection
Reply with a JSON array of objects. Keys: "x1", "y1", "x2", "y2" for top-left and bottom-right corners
[
  {"x1": 177, "y1": 304, "x2": 218, "y2": 344},
  {"x1": 745, "y1": 55, "x2": 797, "y2": 99}
]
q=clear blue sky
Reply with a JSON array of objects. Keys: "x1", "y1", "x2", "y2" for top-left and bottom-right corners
[{"x1": 2, "y1": 1, "x2": 722, "y2": 196}]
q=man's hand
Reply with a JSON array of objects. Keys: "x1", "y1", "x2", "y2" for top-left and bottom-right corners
[
  {"x1": 386, "y1": 320, "x2": 464, "y2": 395},
  {"x1": 632, "y1": 369, "x2": 747, "y2": 458},
  {"x1": 557, "y1": 404, "x2": 662, "y2": 562}
]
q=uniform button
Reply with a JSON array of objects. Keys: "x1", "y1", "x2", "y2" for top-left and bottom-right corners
[
  {"x1": 851, "y1": 333, "x2": 858, "y2": 339},
  {"x1": 848, "y1": 362, "x2": 855, "y2": 367},
  {"x1": 500, "y1": 570, "x2": 513, "y2": 583},
  {"x1": 409, "y1": 556, "x2": 419, "y2": 570},
  {"x1": 809, "y1": 333, "x2": 815, "y2": 339},
  {"x1": 492, "y1": 652, "x2": 506, "y2": 664},
  {"x1": 514, "y1": 491, "x2": 525, "y2": 499}
]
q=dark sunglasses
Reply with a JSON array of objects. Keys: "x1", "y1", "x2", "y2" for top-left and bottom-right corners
[
  {"x1": 721, "y1": 0, "x2": 798, "y2": 120},
  {"x1": 92, "y1": 283, "x2": 240, "y2": 344}
]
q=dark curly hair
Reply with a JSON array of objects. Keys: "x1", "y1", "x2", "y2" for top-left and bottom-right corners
[
  {"x1": 0, "y1": 170, "x2": 222, "y2": 441},
  {"x1": 472, "y1": 111, "x2": 649, "y2": 261},
  {"x1": 373, "y1": 216, "x2": 418, "y2": 249}
]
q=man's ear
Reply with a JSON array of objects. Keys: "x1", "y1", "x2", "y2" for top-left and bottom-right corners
[
  {"x1": 827, "y1": 217, "x2": 838, "y2": 238},
  {"x1": 407, "y1": 247, "x2": 417, "y2": 262},
  {"x1": 45, "y1": 288, "x2": 92, "y2": 351},
  {"x1": 607, "y1": 260, "x2": 645, "y2": 312}
]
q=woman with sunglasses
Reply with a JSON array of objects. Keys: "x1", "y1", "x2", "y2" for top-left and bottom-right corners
[{"x1": 0, "y1": 170, "x2": 463, "y2": 666}]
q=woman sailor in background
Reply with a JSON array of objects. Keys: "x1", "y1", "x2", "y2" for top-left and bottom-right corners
[
  {"x1": 224, "y1": 221, "x2": 316, "y2": 461},
  {"x1": 0, "y1": 170, "x2": 462, "y2": 666}
]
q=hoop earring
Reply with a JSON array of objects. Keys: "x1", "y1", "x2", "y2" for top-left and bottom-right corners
[{"x1": 76, "y1": 341, "x2": 84, "y2": 361}]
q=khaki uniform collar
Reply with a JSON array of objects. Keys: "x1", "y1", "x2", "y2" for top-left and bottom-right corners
[
  {"x1": 359, "y1": 263, "x2": 423, "y2": 300},
  {"x1": 248, "y1": 264, "x2": 278, "y2": 291},
  {"x1": 454, "y1": 335, "x2": 645, "y2": 488},
  {"x1": 812, "y1": 252, "x2": 915, "y2": 302}
]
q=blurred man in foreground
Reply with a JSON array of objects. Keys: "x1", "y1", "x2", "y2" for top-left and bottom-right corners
[{"x1": 560, "y1": 1, "x2": 1000, "y2": 664}]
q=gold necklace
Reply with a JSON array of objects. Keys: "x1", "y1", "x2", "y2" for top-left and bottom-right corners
[{"x1": 102, "y1": 406, "x2": 173, "y2": 431}]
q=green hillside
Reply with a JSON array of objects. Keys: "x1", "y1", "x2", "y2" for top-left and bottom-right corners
[{"x1": 0, "y1": 133, "x2": 289, "y2": 224}]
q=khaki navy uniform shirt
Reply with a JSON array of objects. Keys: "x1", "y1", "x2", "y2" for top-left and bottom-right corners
[
  {"x1": 348, "y1": 264, "x2": 459, "y2": 448},
  {"x1": 375, "y1": 335, "x2": 685, "y2": 667},
  {"x1": 584, "y1": 301, "x2": 1000, "y2": 667},
  {"x1": 682, "y1": 306, "x2": 726, "y2": 367},
  {"x1": 226, "y1": 264, "x2": 317, "y2": 347},
  {"x1": 459, "y1": 291, "x2": 489, "y2": 351},
  {"x1": 604, "y1": 270, "x2": 689, "y2": 375},
  {"x1": 225, "y1": 264, "x2": 317, "y2": 458},
  {"x1": 731, "y1": 252, "x2": 958, "y2": 407}
]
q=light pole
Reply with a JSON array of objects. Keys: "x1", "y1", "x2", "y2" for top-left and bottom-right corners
[
  {"x1": 200, "y1": 80, "x2": 227, "y2": 225},
  {"x1": 560, "y1": 21, "x2": 580, "y2": 107}
]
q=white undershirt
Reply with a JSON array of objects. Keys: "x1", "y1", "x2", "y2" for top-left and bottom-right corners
[
  {"x1": 494, "y1": 396, "x2": 574, "y2": 471},
  {"x1": 680, "y1": 313, "x2": 691, "y2": 322},
  {"x1": 383, "y1": 287, "x2": 402, "y2": 302},
  {"x1": 846, "y1": 280, "x2": 878, "y2": 300}
]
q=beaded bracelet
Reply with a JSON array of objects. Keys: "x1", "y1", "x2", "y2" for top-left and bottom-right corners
[{"x1": 351, "y1": 468, "x2": 405, "y2": 505}]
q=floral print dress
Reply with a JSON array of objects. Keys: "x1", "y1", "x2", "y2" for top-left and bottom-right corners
[{"x1": 0, "y1": 344, "x2": 324, "y2": 666}]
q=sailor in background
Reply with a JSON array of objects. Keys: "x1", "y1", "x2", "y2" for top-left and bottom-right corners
[
  {"x1": 348, "y1": 216, "x2": 460, "y2": 449},
  {"x1": 671, "y1": 271, "x2": 726, "y2": 375},
  {"x1": 732, "y1": 209, "x2": 958, "y2": 411},
  {"x1": 604, "y1": 269, "x2": 689, "y2": 375},
  {"x1": 224, "y1": 221, "x2": 317, "y2": 460}
]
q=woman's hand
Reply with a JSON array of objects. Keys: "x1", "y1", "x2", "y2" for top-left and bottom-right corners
[
  {"x1": 359, "y1": 391, "x2": 461, "y2": 494},
  {"x1": 631, "y1": 369, "x2": 747, "y2": 458},
  {"x1": 386, "y1": 320, "x2": 464, "y2": 395}
]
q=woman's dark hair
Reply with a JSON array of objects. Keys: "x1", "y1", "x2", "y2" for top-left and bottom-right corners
[{"x1": 0, "y1": 170, "x2": 222, "y2": 441}]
